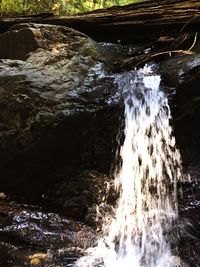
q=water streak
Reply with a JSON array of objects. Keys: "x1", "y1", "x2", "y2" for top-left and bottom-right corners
[{"x1": 75, "y1": 66, "x2": 183, "y2": 267}]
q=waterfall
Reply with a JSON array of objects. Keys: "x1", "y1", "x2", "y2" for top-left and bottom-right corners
[{"x1": 74, "y1": 66, "x2": 184, "y2": 267}]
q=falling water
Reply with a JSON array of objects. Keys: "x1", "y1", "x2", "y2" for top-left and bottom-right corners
[{"x1": 75, "y1": 66, "x2": 184, "y2": 267}]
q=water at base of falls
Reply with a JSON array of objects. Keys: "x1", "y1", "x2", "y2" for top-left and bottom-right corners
[{"x1": 74, "y1": 66, "x2": 184, "y2": 267}]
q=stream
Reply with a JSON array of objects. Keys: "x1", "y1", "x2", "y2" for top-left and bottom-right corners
[{"x1": 74, "y1": 66, "x2": 187, "y2": 267}]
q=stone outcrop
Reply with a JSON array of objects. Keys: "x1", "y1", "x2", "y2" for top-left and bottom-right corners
[
  {"x1": 0, "y1": 23, "x2": 120, "y2": 204},
  {"x1": 159, "y1": 54, "x2": 200, "y2": 164},
  {"x1": 1, "y1": 18, "x2": 200, "y2": 267}
]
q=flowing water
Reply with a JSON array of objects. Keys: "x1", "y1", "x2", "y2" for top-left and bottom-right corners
[{"x1": 74, "y1": 66, "x2": 184, "y2": 267}]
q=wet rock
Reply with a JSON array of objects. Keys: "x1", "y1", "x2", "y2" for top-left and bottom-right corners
[
  {"x1": 160, "y1": 53, "x2": 200, "y2": 267},
  {"x1": 45, "y1": 170, "x2": 114, "y2": 220},
  {"x1": 0, "y1": 23, "x2": 120, "y2": 203},
  {"x1": 0, "y1": 200, "x2": 94, "y2": 248},
  {"x1": 159, "y1": 54, "x2": 200, "y2": 87},
  {"x1": 0, "y1": 199, "x2": 95, "y2": 266},
  {"x1": 176, "y1": 165, "x2": 200, "y2": 267},
  {"x1": 159, "y1": 54, "x2": 200, "y2": 164}
]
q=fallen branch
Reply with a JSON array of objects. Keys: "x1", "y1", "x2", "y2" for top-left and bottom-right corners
[
  {"x1": 188, "y1": 32, "x2": 198, "y2": 51},
  {"x1": 135, "y1": 49, "x2": 195, "y2": 67},
  {"x1": 113, "y1": 49, "x2": 195, "y2": 71}
]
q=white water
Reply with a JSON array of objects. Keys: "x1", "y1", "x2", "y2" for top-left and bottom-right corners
[{"x1": 74, "y1": 66, "x2": 183, "y2": 267}]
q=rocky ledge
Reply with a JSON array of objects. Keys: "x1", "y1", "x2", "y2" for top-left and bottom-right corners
[{"x1": 1, "y1": 22, "x2": 200, "y2": 267}]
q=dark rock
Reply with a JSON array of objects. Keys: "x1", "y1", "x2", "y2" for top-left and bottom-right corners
[
  {"x1": 0, "y1": 21, "x2": 200, "y2": 267},
  {"x1": 0, "y1": 199, "x2": 95, "y2": 266},
  {"x1": 0, "y1": 26, "x2": 39, "y2": 60},
  {"x1": 45, "y1": 170, "x2": 113, "y2": 220},
  {"x1": 159, "y1": 54, "x2": 200, "y2": 87},
  {"x1": 0, "y1": 23, "x2": 121, "y2": 203},
  {"x1": 159, "y1": 54, "x2": 200, "y2": 164},
  {"x1": 0, "y1": 23, "x2": 89, "y2": 60},
  {"x1": 177, "y1": 165, "x2": 200, "y2": 267}
]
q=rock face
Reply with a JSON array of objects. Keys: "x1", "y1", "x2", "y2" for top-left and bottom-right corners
[
  {"x1": 158, "y1": 53, "x2": 200, "y2": 266},
  {"x1": 0, "y1": 23, "x2": 120, "y2": 205},
  {"x1": 1, "y1": 20, "x2": 200, "y2": 267},
  {"x1": 159, "y1": 54, "x2": 200, "y2": 164},
  {"x1": 46, "y1": 170, "x2": 112, "y2": 220},
  {"x1": 0, "y1": 198, "x2": 94, "y2": 267},
  {"x1": 0, "y1": 24, "x2": 121, "y2": 266}
]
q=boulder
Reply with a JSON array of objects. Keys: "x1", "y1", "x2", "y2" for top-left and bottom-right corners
[{"x1": 0, "y1": 23, "x2": 120, "y2": 204}]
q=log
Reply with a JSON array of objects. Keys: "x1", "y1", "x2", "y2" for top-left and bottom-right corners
[{"x1": 1, "y1": 0, "x2": 200, "y2": 43}]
